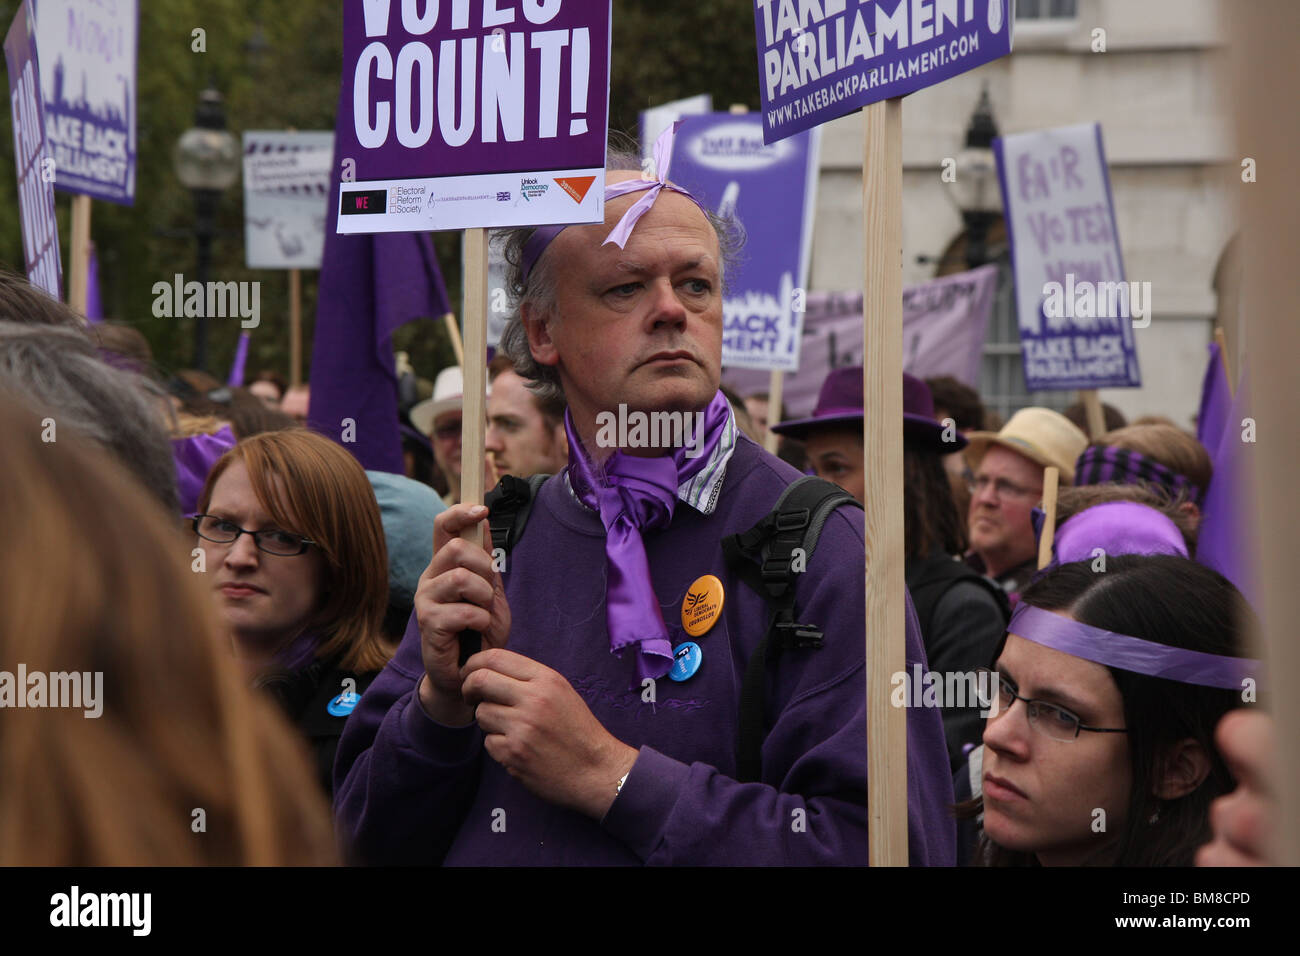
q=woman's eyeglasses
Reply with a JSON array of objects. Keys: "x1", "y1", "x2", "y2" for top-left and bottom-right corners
[
  {"x1": 976, "y1": 668, "x2": 1128, "y2": 742},
  {"x1": 192, "y1": 514, "x2": 316, "y2": 556}
]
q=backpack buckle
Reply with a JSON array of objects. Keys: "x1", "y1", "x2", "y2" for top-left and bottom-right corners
[
  {"x1": 772, "y1": 620, "x2": 824, "y2": 650},
  {"x1": 774, "y1": 509, "x2": 810, "y2": 532}
]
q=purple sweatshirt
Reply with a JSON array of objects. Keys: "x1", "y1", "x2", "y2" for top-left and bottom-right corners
[{"x1": 334, "y1": 436, "x2": 956, "y2": 865}]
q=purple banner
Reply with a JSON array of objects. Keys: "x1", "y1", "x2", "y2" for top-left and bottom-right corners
[
  {"x1": 337, "y1": 0, "x2": 610, "y2": 234},
  {"x1": 723, "y1": 265, "x2": 998, "y2": 416},
  {"x1": 753, "y1": 0, "x2": 1014, "y2": 144},
  {"x1": 5, "y1": 1, "x2": 62, "y2": 298},
  {"x1": 995, "y1": 122, "x2": 1142, "y2": 392},
  {"x1": 33, "y1": 0, "x2": 137, "y2": 205},
  {"x1": 670, "y1": 112, "x2": 819, "y2": 372}
]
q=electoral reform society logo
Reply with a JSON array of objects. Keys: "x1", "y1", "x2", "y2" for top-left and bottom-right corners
[
  {"x1": 340, "y1": 189, "x2": 386, "y2": 215},
  {"x1": 521, "y1": 177, "x2": 548, "y2": 201}
]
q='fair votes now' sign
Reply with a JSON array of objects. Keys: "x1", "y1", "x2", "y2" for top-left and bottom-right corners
[
  {"x1": 5, "y1": 1, "x2": 62, "y2": 299},
  {"x1": 753, "y1": 0, "x2": 1014, "y2": 144},
  {"x1": 669, "y1": 113, "x2": 820, "y2": 372},
  {"x1": 33, "y1": 0, "x2": 138, "y2": 205},
  {"x1": 994, "y1": 122, "x2": 1142, "y2": 392},
  {"x1": 336, "y1": 0, "x2": 611, "y2": 235}
]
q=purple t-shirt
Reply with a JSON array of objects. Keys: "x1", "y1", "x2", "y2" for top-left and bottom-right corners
[{"x1": 334, "y1": 436, "x2": 956, "y2": 865}]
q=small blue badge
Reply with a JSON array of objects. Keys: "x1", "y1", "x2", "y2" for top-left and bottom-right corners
[
  {"x1": 669, "y1": 642, "x2": 702, "y2": 682},
  {"x1": 327, "y1": 691, "x2": 360, "y2": 717}
]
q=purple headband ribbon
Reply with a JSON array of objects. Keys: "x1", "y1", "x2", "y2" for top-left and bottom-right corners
[
  {"x1": 1075, "y1": 445, "x2": 1204, "y2": 506},
  {"x1": 1009, "y1": 603, "x2": 1258, "y2": 690},
  {"x1": 520, "y1": 120, "x2": 709, "y2": 284}
]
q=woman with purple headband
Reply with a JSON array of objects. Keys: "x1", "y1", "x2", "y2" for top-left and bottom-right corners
[{"x1": 955, "y1": 554, "x2": 1260, "y2": 866}]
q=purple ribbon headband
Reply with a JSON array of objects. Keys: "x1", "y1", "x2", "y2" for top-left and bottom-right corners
[
  {"x1": 520, "y1": 120, "x2": 709, "y2": 284},
  {"x1": 1009, "y1": 603, "x2": 1258, "y2": 691},
  {"x1": 1074, "y1": 445, "x2": 1205, "y2": 506}
]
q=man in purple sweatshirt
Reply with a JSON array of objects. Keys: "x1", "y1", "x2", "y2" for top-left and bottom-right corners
[{"x1": 333, "y1": 138, "x2": 957, "y2": 866}]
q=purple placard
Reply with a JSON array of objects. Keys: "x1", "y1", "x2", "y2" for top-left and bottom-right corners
[
  {"x1": 336, "y1": 0, "x2": 610, "y2": 234},
  {"x1": 723, "y1": 265, "x2": 999, "y2": 414},
  {"x1": 5, "y1": 1, "x2": 62, "y2": 299},
  {"x1": 33, "y1": 0, "x2": 138, "y2": 206},
  {"x1": 670, "y1": 113, "x2": 819, "y2": 372},
  {"x1": 754, "y1": 0, "x2": 1014, "y2": 145},
  {"x1": 994, "y1": 122, "x2": 1142, "y2": 392}
]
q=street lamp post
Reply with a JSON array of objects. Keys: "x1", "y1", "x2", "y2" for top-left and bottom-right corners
[
  {"x1": 174, "y1": 85, "x2": 240, "y2": 372},
  {"x1": 948, "y1": 85, "x2": 1002, "y2": 269}
]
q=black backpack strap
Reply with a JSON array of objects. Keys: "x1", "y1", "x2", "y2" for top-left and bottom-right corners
[
  {"x1": 722, "y1": 476, "x2": 863, "y2": 783},
  {"x1": 485, "y1": 472, "x2": 549, "y2": 554},
  {"x1": 458, "y1": 473, "x2": 550, "y2": 665}
]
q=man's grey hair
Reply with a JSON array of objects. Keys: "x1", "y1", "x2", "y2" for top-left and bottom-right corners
[
  {"x1": 0, "y1": 321, "x2": 180, "y2": 513},
  {"x1": 496, "y1": 145, "x2": 745, "y2": 405}
]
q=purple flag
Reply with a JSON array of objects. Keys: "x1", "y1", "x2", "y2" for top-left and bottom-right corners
[
  {"x1": 1195, "y1": 369, "x2": 1257, "y2": 607},
  {"x1": 227, "y1": 330, "x2": 250, "y2": 387},
  {"x1": 308, "y1": 85, "x2": 451, "y2": 474},
  {"x1": 1196, "y1": 340, "x2": 1230, "y2": 450},
  {"x1": 85, "y1": 241, "x2": 103, "y2": 323}
]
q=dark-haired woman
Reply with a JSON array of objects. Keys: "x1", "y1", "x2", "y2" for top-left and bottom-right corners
[
  {"x1": 901, "y1": 376, "x2": 1009, "y2": 770},
  {"x1": 961, "y1": 555, "x2": 1258, "y2": 866},
  {"x1": 773, "y1": 373, "x2": 1010, "y2": 770}
]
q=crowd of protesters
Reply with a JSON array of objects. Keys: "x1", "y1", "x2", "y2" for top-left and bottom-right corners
[{"x1": 0, "y1": 145, "x2": 1278, "y2": 868}]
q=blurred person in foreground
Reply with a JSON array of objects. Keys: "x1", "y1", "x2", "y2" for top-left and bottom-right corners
[
  {"x1": 0, "y1": 319, "x2": 179, "y2": 513},
  {"x1": 195, "y1": 430, "x2": 394, "y2": 795},
  {"x1": 0, "y1": 395, "x2": 334, "y2": 865}
]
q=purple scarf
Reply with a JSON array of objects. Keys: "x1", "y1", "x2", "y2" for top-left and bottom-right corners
[{"x1": 565, "y1": 391, "x2": 732, "y2": 679}]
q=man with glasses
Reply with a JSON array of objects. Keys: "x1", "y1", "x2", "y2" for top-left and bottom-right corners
[{"x1": 962, "y1": 408, "x2": 1088, "y2": 603}]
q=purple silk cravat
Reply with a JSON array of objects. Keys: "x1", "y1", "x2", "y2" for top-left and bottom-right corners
[{"x1": 565, "y1": 391, "x2": 732, "y2": 680}]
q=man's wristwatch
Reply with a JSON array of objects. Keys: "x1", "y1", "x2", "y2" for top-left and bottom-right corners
[{"x1": 615, "y1": 771, "x2": 630, "y2": 796}]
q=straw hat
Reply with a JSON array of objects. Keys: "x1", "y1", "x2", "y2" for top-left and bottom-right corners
[
  {"x1": 410, "y1": 366, "x2": 488, "y2": 436},
  {"x1": 964, "y1": 407, "x2": 1088, "y2": 483}
]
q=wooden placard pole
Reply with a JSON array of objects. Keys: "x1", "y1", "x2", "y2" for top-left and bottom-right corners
[
  {"x1": 1079, "y1": 389, "x2": 1106, "y2": 440},
  {"x1": 1037, "y1": 466, "x2": 1060, "y2": 571},
  {"x1": 1235, "y1": 0, "x2": 1299, "y2": 866},
  {"x1": 455, "y1": 227, "x2": 490, "y2": 665},
  {"x1": 862, "y1": 96, "x2": 907, "y2": 867},
  {"x1": 443, "y1": 310, "x2": 466, "y2": 366},
  {"x1": 68, "y1": 195, "x2": 92, "y2": 318},
  {"x1": 764, "y1": 368, "x2": 783, "y2": 454},
  {"x1": 289, "y1": 268, "x2": 303, "y2": 389},
  {"x1": 459, "y1": 228, "x2": 489, "y2": 513}
]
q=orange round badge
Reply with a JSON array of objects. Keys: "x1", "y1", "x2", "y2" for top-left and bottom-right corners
[{"x1": 681, "y1": 574, "x2": 725, "y2": 637}]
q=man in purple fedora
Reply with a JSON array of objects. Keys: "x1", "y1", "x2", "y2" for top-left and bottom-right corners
[
  {"x1": 334, "y1": 130, "x2": 956, "y2": 866},
  {"x1": 774, "y1": 371, "x2": 1010, "y2": 769}
]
